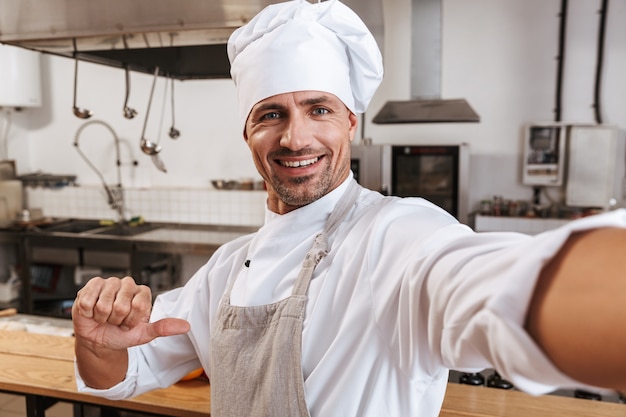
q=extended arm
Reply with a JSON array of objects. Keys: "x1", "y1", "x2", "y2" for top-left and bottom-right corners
[{"x1": 526, "y1": 227, "x2": 626, "y2": 391}]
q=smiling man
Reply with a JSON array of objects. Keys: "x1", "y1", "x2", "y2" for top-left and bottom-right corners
[
  {"x1": 73, "y1": 1, "x2": 626, "y2": 416},
  {"x1": 245, "y1": 91, "x2": 357, "y2": 212}
]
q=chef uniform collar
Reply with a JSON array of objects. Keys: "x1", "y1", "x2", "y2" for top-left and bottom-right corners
[
  {"x1": 227, "y1": 0, "x2": 384, "y2": 133},
  {"x1": 263, "y1": 171, "x2": 354, "y2": 226}
]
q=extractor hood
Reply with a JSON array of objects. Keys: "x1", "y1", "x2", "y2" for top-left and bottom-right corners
[
  {"x1": 0, "y1": 0, "x2": 383, "y2": 80},
  {"x1": 373, "y1": 0, "x2": 480, "y2": 124}
]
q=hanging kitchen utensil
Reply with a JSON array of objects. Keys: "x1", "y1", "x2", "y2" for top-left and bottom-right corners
[
  {"x1": 72, "y1": 39, "x2": 93, "y2": 119},
  {"x1": 165, "y1": 32, "x2": 181, "y2": 140},
  {"x1": 123, "y1": 65, "x2": 137, "y2": 119},
  {"x1": 151, "y1": 154, "x2": 167, "y2": 173},
  {"x1": 139, "y1": 66, "x2": 162, "y2": 156},
  {"x1": 168, "y1": 76, "x2": 181, "y2": 139},
  {"x1": 149, "y1": 73, "x2": 169, "y2": 173}
]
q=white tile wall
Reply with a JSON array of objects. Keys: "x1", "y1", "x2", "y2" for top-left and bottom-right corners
[{"x1": 26, "y1": 185, "x2": 267, "y2": 227}]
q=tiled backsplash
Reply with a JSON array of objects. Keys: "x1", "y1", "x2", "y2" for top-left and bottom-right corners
[{"x1": 26, "y1": 185, "x2": 267, "y2": 227}]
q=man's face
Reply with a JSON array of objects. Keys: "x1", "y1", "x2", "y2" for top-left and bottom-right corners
[{"x1": 244, "y1": 90, "x2": 358, "y2": 214}]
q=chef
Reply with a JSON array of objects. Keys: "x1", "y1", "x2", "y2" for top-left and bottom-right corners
[{"x1": 73, "y1": 1, "x2": 626, "y2": 416}]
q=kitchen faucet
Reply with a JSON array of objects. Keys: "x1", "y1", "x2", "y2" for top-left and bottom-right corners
[{"x1": 73, "y1": 120, "x2": 135, "y2": 223}]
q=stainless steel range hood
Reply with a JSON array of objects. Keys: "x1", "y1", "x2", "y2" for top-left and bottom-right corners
[
  {"x1": 373, "y1": 0, "x2": 480, "y2": 124},
  {"x1": 373, "y1": 98, "x2": 479, "y2": 123},
  {"x1": 0, "y1": 0, "x2": 251, "y2": 80},
  {"x1": 0, "y1": 0, "x2": 383, "y2": 80}
]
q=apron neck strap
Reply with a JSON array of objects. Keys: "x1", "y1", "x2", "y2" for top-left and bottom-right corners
[{"x1": 292, "y1": 180, "x2": 361, "y2": 296}]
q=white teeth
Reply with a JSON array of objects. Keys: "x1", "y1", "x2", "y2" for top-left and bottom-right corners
[{"x1": 281, "y1": 157, "x2": 319, "y2": 168}]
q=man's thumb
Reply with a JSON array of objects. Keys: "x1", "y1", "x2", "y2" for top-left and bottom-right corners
[{"x1": 148, "y1": 318, "x2": 191, "y2": 338}]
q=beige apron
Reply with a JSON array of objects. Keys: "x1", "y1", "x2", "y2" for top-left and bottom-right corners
[{"x1": 210, "y1": 180, "x2": 361, "y2": 417}]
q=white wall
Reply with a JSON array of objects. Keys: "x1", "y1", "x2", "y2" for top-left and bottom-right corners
[
  {"x1": 4, "y1": 0, "x2": 626, "y2": 215},
  {"x1": 367, "y1": 0, "x2": 626, "y2": 211},
  {"x1": 5, "y1": 59, "x2": 257, "y2": 189}
]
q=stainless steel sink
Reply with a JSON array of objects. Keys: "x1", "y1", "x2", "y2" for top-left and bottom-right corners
[
  {"x1": 37, "y1": 219, "x2": 159, "y2": 237},
  {"x1": 39, "y1": 219, "x2": 104, "y2": 234},
  {"x1": 93, "y1": 223, "x2": 159, "y2": 236}
]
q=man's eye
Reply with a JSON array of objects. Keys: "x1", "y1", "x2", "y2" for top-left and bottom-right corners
[
  {"x1": 312, "y1": 108, "x2": 330, "y2": 116},
  {"x1": 260, "y1": 111, "x2": 281, "y2": 120}
]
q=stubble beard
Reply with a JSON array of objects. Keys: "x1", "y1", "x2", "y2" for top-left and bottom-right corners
[
  {"x1": 270, "y1": 154, "x2": 352, "y2": 207},
  {"x1": 270, "y1": 168, "x2": 333, "y2": 207},
  {"x1": 266, "y1": 142, "x2": 352, "y2": 207}
]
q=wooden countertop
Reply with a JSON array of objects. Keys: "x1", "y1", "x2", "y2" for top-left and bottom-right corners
[
  {"x1": 441, "y1": 383, "x2": 626, "y2": 417},
  {"x1": 2, "y1": 328, "x2": 625, "y2": 416},
  {"x1": 0, "y1": 330, "x2": 211, "y2": 417}
]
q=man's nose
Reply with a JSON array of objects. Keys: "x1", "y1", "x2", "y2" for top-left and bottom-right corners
[{"x1": 279, "y1": 114, "x2": 313, "y2": 150}]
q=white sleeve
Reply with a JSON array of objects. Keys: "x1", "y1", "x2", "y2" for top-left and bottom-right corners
[
  {"x1": 74, "y1": 345, "x2": 163, "y2": 399},
  {"x1": 428, "y1": 209, "x2": 626, "y2": 395}
]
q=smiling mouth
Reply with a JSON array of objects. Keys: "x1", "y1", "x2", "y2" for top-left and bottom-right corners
[{"x1": 278, "y1": 156, "x2": 320, "y2": 168}]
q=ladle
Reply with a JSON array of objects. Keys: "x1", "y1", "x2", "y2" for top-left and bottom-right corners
[
  {"x1": 123, "y1": 66, "x2": 137, "y2": 119},
  {"x1": 148, "y1": 73, "x2": 169, "y2": 173},
  {"x1": 139, "y1": 66, "x2": 162, "y2": 155},
  {"x1": 168, "y1": 76, "x2": 181, "y2": 139},
  {"x1": 72, "y1": 44, "x2": 93, "y2": 119}
]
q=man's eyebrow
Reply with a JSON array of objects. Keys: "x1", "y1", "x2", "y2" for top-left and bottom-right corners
[{"x1": 300, "y1": 95, "x2": 332, "y2": 106}]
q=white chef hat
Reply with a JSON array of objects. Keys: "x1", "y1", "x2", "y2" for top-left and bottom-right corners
[{"x1": 228, "y1": 0, "x2": 384, "y2": 132}]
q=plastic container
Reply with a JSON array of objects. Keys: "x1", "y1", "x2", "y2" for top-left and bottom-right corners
[{"x1": 0, "y1": 280, "x2": 20, "y2": 302}]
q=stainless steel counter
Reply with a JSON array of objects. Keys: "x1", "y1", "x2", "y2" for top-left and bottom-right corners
[
  {"x1": 134, "y1": 226, "x2": 253, "y2": 254},
  {"x1": 9, "y1": 219, "x2": 258, "y2": 255},
  {"x1": 0, "y1": 220, "x2": 259, "y2": 315}
]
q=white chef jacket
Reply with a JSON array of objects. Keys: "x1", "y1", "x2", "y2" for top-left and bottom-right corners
[{"x1": 76, "y1": 174, "x2": 626, "y2": 416}]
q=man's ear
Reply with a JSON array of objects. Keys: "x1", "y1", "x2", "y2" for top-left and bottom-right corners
[{"x1": 348, "y1": 111, "x2": 358, "y2": 142}]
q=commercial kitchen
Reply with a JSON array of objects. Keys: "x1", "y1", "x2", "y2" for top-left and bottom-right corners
[{"x1": 0, "y1": 0, "x2": 626, "y2": 416}]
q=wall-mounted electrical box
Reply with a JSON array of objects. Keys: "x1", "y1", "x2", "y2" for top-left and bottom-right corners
[
  {"x1": 566, "y1": 125, "x2": 623, "y2": 210},
  {"x1": 522, "y1": 122, "x2": 567, "y2": 186}
]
